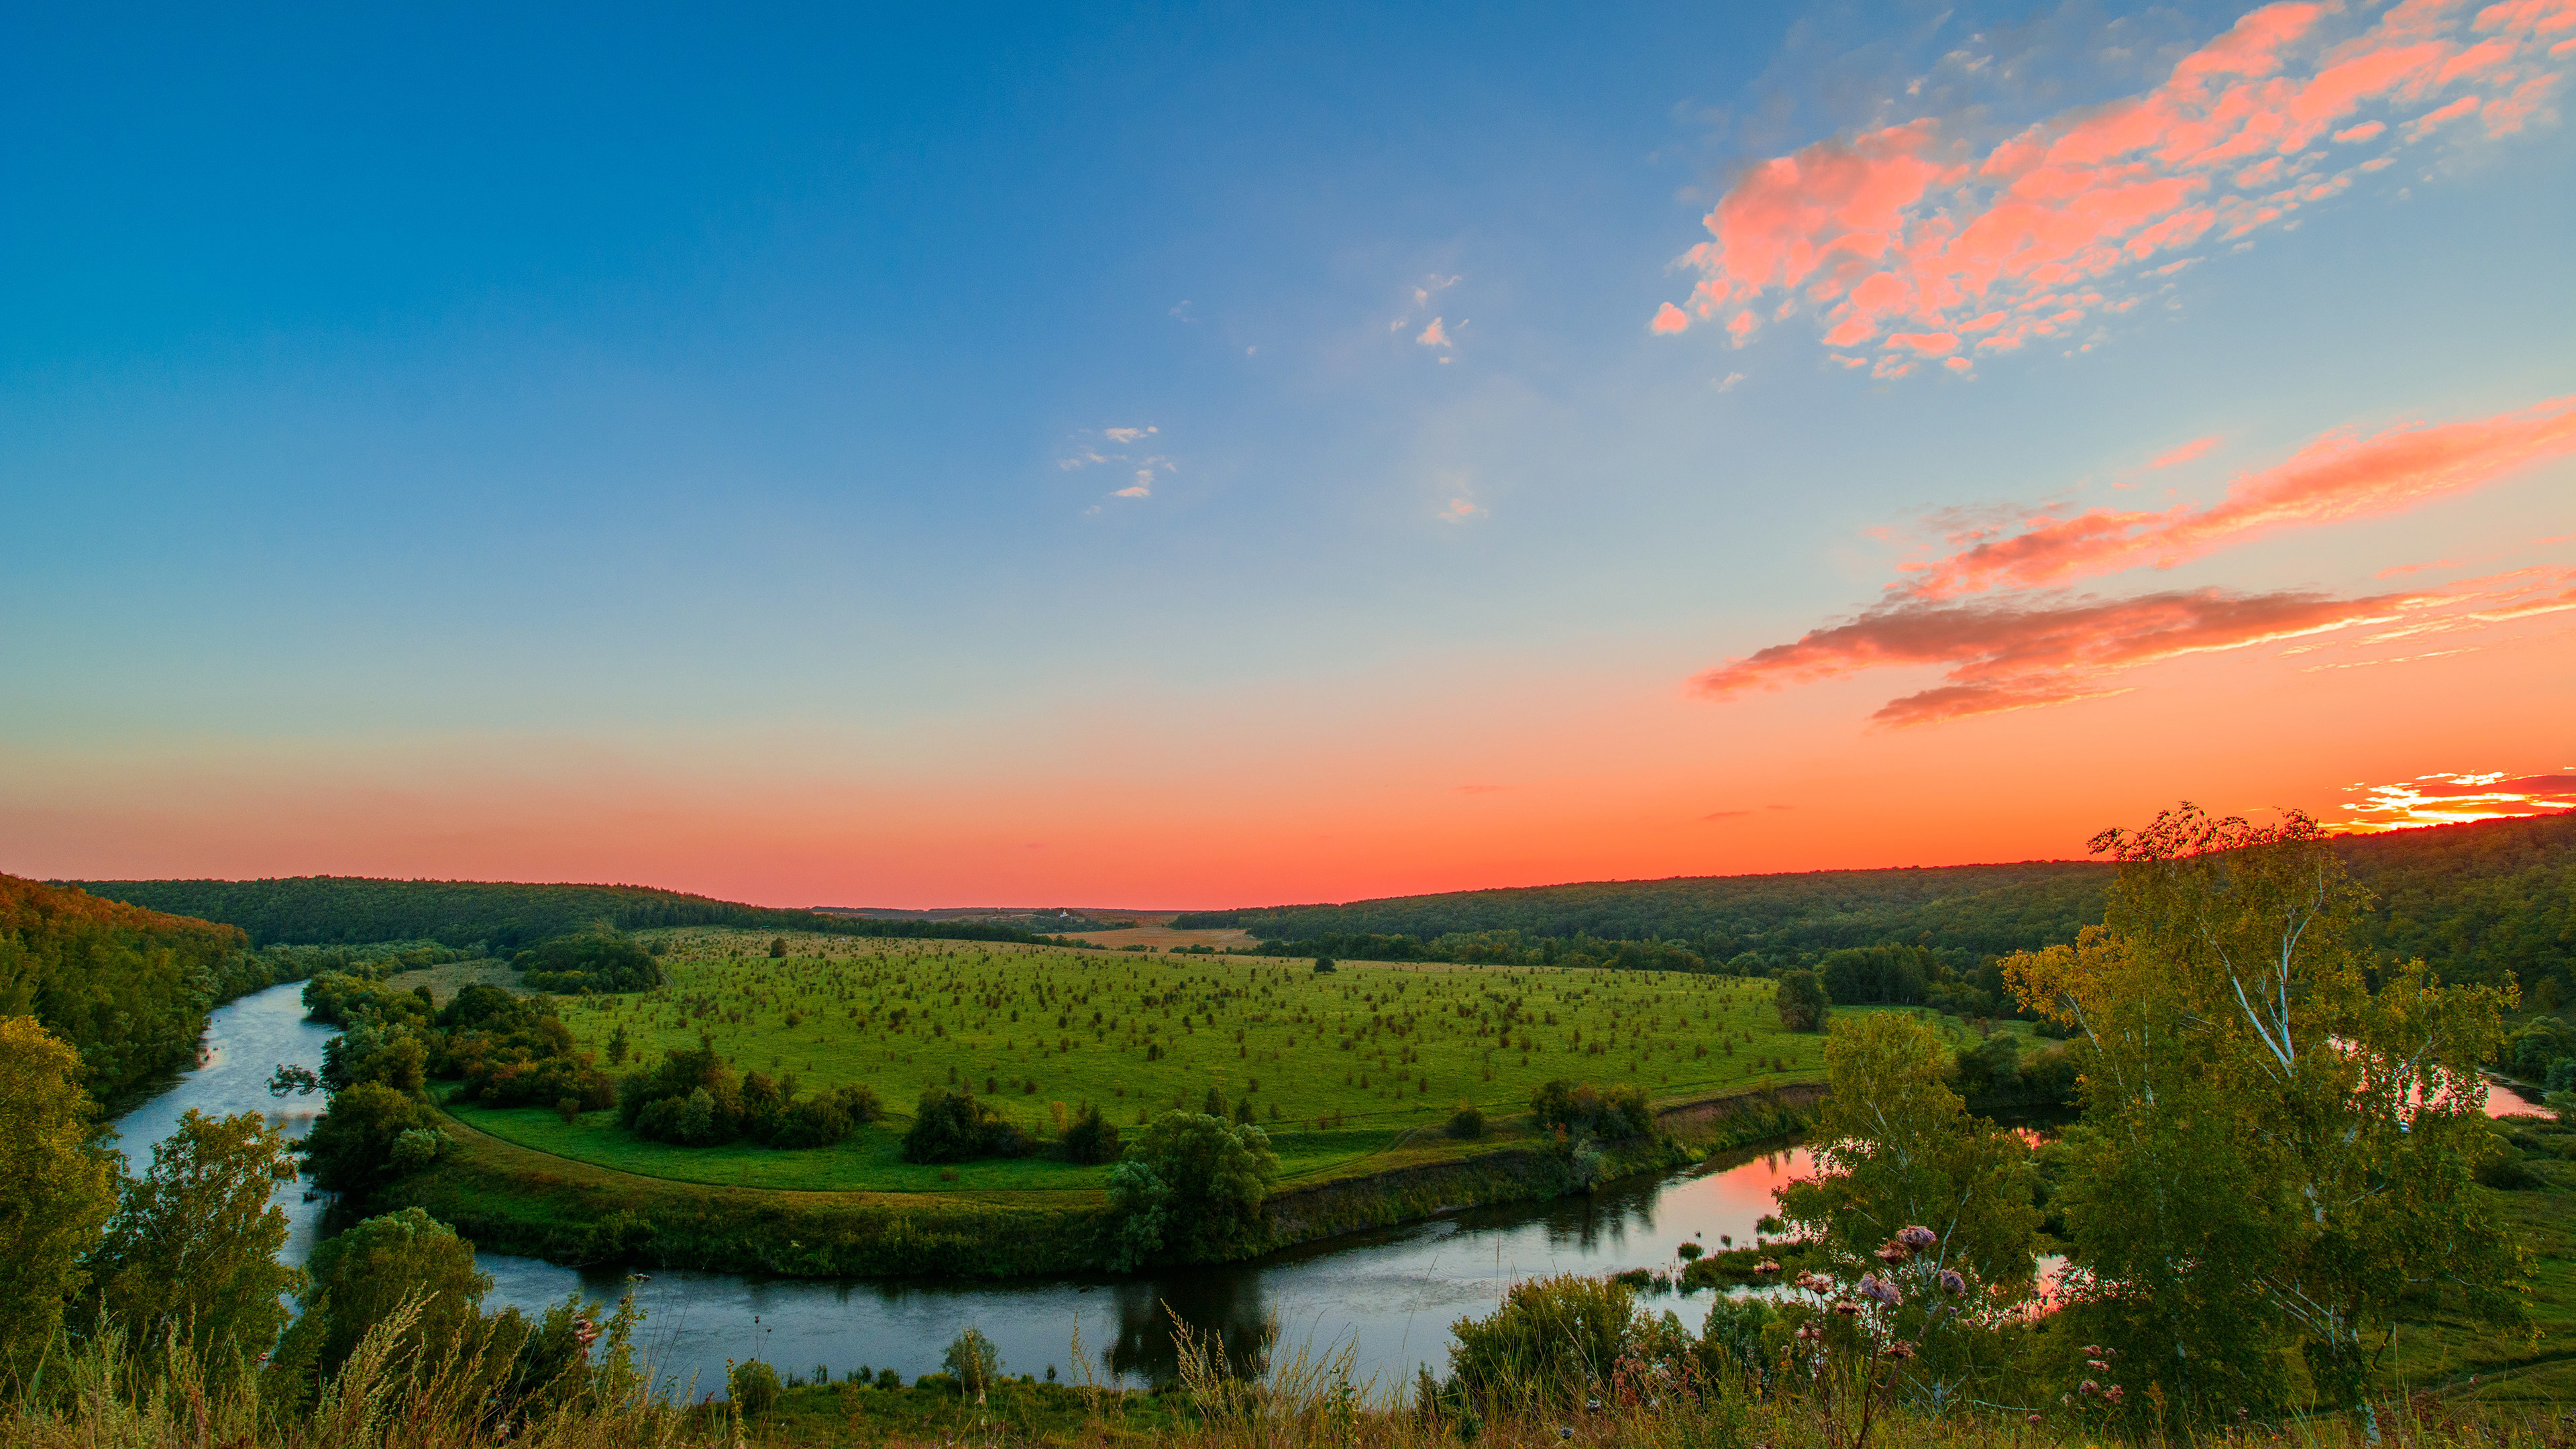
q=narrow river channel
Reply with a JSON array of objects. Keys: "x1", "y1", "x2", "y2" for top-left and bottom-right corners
[{"x1": 115, "y1": 980, "x2": 2556, "y2": 1399}]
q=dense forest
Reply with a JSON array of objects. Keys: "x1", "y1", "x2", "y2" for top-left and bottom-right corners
[
  {"x1": 77, "y1": 877, "x2": 1046, "y2": 951},
  {"x1": 0, "y1": 875, "x2": 279, "y2": 1105},
  {"x1": 1181, "y1": 812, "x2": 2575, "y2": 994}
]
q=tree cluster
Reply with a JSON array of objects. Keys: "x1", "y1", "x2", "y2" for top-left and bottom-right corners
[{"x1": 618, "y1": 1034, "x2": 882, "y2": 1148}]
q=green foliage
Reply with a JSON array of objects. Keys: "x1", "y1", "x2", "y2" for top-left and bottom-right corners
[
  {"x1": 519, "y1": 932, "x2": 664, "y2": 994},
  {"x1": 297, "y1": 1205, "x2": 493, "y2": 1375},
  {"x1": 2007, "y1": 804, "x2": 2525, "y2": 1418},
  {"x1": 1775, "y1": 1014, "x2": 2041, "y2": 1300},
  {"x1": 85, "y1": 1109, "x2": 301, "y2": 1366},
  {"x1": 1529, "y1": 1079, "x2": 1651, "y2": 1139},
  {"x1": 901, "y1": 1087, "x2": 1028, "y2": 1163},
  {"x1": 731, "y1": 1358, "x2": 784, "y2": 1416},
  {"x1": 1108, "y1": 1111, "x2": 1280, "y2": 1268},
  {"x1": 1773, "y1": 969, "x2": 1830, "y2": 1031},
  {"x1": 0, "y1": 875, "x2": 257, "y2": 1106},
  {"x1": 0, "y1": 1015, "x2": 117, "y2": 1379},
  {"x1": 941, "y1": 1326, "x2": 1001, "y2": 1394},
  {"x1": 1446, "y1": 1099, "x2": 1489, "y2": 1139},
  {"x1": 78, "y1": 874, "x2": 1046, "y2": 950},
  {"x1": 1061, "y1": 1100, "x2": 1122, "y2": 1164},
  {"x1": 303, "y1": 1081, "x2": 447, "y2": 1196},
  {"x1": 1447, "y1": 1273, "x2": 1636, "y2": 1407}
]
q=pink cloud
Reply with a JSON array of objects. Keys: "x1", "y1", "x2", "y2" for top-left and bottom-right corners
[
  {"x1": 1900, "y1": 394, "x2": 2576, "y2": 598},
  {"x1": 1691, "y1": 586, "x2": 2428, "y2": 727},
  {"x1": 2330, "y1": 767, "x2": 2576, "y2": 830},
  {"x1": 1416, "y1": 317, "x2": 1452, "y2": 347},
  {"x1": 1651, "y1": 302, "x2": 1690, "y2": 334},
  {"x1": 2149, "y1": 433, "x2": 2224, "y2": 468},
  {"x1": 1656, "y1": 0, "x2": 2569, "y2": 372}
]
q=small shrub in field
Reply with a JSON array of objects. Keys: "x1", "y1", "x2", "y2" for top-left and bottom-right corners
[
  {"x1": 1061, "y1": 1102, "x2": 1122, "y2": 1164},
  {"x1": 1448, "y1": 1273, "x2": 1636, "y2": 1407},
  {"x1": 943, "y1": 1326, "x2": 1002, "y2": 1394},
  {"x1": 729, "y1": 1358, "x2": 781, "y2": 1417},
  {"x1": 902, "y1": 1088, "x2": 1027, "y2": 1163},
  {"x1": 1446, "y1": 1101, "x2": 1488, "y2": 1139},
  {"x1": 1529, "y1": 1079, "x2": 1651, "y2": 1139}
]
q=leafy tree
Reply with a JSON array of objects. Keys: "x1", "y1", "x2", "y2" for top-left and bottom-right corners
[
  {"x1": 297, "y1": 1206, "x2": 492, "y2": 1375},
  {"x1": 1773, "y1": 969, "x2": 1830, "y2": 1031},
  {"x1": 1529, "y1": 1079, "x2": 1652, "y2": 1139},
  {"x1": 0, "y1": 876, "x2": 253, "y2": 1105},
  {"x1": 520, "y1": 932, "x2": 663, "y2": 994},
  {"x1": 942, "y1": 1326, "x2": 1002, "y2": 1395},
  {"x1": 1106, "y1": 1111, "x2": 1279, "y2": 1268},
  {"x1": 730, "y1": 1358, "x2": 783, "y2": 1416},
  {"x1": 0, "y1": 1016, "x2": 117, "y2": 1378},
  {"x1": 1775, "y1": 1014, "x2": 2040, "y2": 1312},
  {"x1": 1061, "y1": 1101, "x2": 1122, "y2": 1165},
  {"x1": 302, "y1": 1081, "x2": 446, "y2": 1197},
  {"x1": 86, "y1": 1109, "x2": 300, "y2": 1364},
  {"x1": 2004, "y1": 804, "x2": 2524, "y2": 1419},
  {"x1": 900, "y1": 1087, "x2": 1026, "y2": 1163}
]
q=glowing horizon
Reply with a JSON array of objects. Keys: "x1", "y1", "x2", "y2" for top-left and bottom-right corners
[{"x1": 3, "y1": 0, "x2": 2569, "y2": 909}]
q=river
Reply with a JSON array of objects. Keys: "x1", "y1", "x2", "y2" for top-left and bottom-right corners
[{"x1": 113, "y1": 981, "x2": 2555, "y2": 1399}]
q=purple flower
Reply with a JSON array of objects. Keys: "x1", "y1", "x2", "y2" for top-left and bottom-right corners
[
  {"x1": 1857, "y1": 1273, "x2": 1900, "y2": 1307},
  {"x1": 1937, "y1": 1269, "x2": 1968, "y2": 1296},
  {"x1": 2080, "y1": 1380, "x2": 2098, "y2": 1396},
  {"x1": 1897, "y1": 1226, "x2": 1937, "y2": 1250}
]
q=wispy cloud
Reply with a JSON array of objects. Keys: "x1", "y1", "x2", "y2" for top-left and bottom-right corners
[
  {"x1": 2148, "y1": 434, "x2": 2224, "y2": 469},
  {"x1": 1416, "y1": 317, "x2": 1453, "y2": 348},
  {"x1": 1061, "y1": 425, "x2": 1175, "y2": 504},
  {"x1": 1897, "y1": 395, "x2": 2576, "y2": 599},
  {"x1": 1691, "y1": 584, "x2": 2428, "y2": 727},
  {"x1": 1713, "y1": 371, "x2": 1749, "y2": 392},
  {"x1": 1650, "y1": 0, "x2": 2572, "y2": 370}
]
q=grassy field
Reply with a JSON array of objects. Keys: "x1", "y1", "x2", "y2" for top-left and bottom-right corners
[{"x1": 445, "y1": 926, "x2": 1931, "y2": 1193}]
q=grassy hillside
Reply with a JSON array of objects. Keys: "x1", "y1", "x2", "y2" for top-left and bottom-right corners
[
  {"x1": 1179, "y1": 812, "x2": 2575, "y2": 991},
  {"x1": 76, "y1": 875, "x2": 1046, "y2": 951},
  {"x1": 446, "y1": 926, "x2": 1875, "y2": 1194},
  {"x1": 0, "y1": 873, "x2": 262, "y2": 1104}
]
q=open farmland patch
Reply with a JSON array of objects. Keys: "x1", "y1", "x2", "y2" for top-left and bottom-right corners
[{"x1": 445, "y1": 927, "x2": 1891, "y2": 1193}]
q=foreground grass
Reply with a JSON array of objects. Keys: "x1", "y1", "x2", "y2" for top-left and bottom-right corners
[{"x1": 466, "y1": 928, "x2": 1972, "y2": 1193}]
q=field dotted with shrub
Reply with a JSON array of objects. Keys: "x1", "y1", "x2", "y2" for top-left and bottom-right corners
[{"x1": 434, "y1": 927, "x2": 1982, "y2": 1195}]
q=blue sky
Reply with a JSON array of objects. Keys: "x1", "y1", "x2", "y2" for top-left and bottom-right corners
[{"x1": 6, "y1": 0, "x2": 2571, "y2": 904}]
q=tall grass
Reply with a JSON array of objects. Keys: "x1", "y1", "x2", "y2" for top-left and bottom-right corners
[{"x1": 3, "y1": 1303, "x2": 2570, "y2": 1449}]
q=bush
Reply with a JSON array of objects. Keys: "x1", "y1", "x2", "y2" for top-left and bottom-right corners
[
  {"x1": 1446, "y1": 1101, "x2": 1488, "y2": 1139},
  {"x1": 901, "y1": 1088, "x2": 1028, "y2": 1163},
  {"x1": 520, "y1": 932, "x2": 664, "y2": 994},
  {"x1": 730, "y1": 1358, "x2": 782, "y2": 1417},
  {"x1": 1313, "y1": 956, "x2": 1336, "y2": 973},
  {"x1": 1773, "y1": 969, "x2": 1830, "y2": 1031},
  {"x1": 1448, "y1": 1273, "x2": 1637, "y2": 1407},
  {"x1": 299, "y1": 1207, "x2": 491, "y2": 1375},
  {"x1": 942, "y1": 1327, "x2": 1001, "y2": 1395},
  {"x1": 303, "y1": 1082, "x2": 445, "y2": 1197},
  {"x1": 1061, "y1": 1101, "x2": 1122, "y2": 1164},
  {"x1": 1106, "y1": 1111, "x2": 1280, "y2": 1269},
  {"x1": 1529, "y1": 1079, "x2": 1652, "y2": 1140}
]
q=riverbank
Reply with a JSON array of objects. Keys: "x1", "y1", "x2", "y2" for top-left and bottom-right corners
[{"x1": 384, "y1": 1083, "x2": 1815, "y2": 1279}]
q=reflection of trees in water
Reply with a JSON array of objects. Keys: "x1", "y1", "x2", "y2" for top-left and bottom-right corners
[
  {"x1": 1102, "y1": 1267, "x2": 1279, "y2": 1385},
  {"x1": 1539, "y1": 1174, "x2": 1664, "y2": 1256}
]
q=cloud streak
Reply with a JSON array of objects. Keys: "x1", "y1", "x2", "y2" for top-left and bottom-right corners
[
  {"x1": 1692, "y1": 585, "x2": 2429, "y2": 726},
  {"x1": 1900, "y1": 394, "x2": 2576, "y2": 598},
  {"x1": 1653, "y1": 0, "x2": 2573, "y2": 370},
  {"x1": 2330, "y1": 769, "x2": 2576, "y2": 830}
]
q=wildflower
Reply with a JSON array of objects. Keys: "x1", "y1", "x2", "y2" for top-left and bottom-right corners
[
  {"x1": 1883, "y1": 1341, "x2": 1915, "y2": 1360},
  {"x1": 1832, "y1": 1301, "x2": 1862, "y2": 1316},
  {"x1": 2105, "y1": 1386, "x2": 2125, "y2": 1406},
  {"x1": 1755, "y1": 1260, "x2": 1781, "y2": 1273},
  {"x1": 2027, "y1": 1414, "x2": 2043, "y2": 1426},
  {"x1": 1874, "y1": 1244, "x2": 1908, "y2": 1263},
  {"x1": 256, "y1": 1352, "x2": 270, "y2": 1366},
  {"x1": 2080, "y1": 1381, "x2": 2098, "y2": 1395},
  {"x1": 1858, "y1": 1273, "x2": 1900, "y2": 1307},
  {"x1": 1586, "y1": 1398, "x2": 1602, "y2": 1413},
  {"x1": 1937, "y1": 1269, "x2": 1967, "y2": 1296},
  {"x1": 1897, "y1": 1225, "x2": 1937, "y2": 1250},
  {"x1": 1558, "y1": 1428, "x2": 1572, "y2": 1440}
]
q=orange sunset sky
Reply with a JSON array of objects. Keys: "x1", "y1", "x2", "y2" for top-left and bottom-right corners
[{"x1": 5, "y1": 0, "x2": 2571, "y2": 907}]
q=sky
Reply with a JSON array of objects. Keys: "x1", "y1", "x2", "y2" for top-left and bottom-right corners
[{"x1": 4, "y1": 0, "x2": 2571, "y2": 909}]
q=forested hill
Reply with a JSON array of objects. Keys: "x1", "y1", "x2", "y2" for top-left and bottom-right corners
[
  {"x1": 1177, "y1": 811, "x2": 2573, "y2": 989},
  {"x1": 0, "y1": 875, "x2": 260, "y2": 1105},
  {"x1": 76, "y1": 877, "x2": 1046, "y2": 951}
]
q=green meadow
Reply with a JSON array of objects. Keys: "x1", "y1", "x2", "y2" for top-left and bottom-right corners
[{"x1": 445, "y1": 926, "x2": 1894, "y2": 1192}]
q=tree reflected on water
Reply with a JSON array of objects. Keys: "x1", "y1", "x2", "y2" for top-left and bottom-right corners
[{"x1": 1101, "y1": 1267, "x2": 1280, "y2": 1384}]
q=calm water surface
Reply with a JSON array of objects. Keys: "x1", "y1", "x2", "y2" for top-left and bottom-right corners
[{"x1": 117, "y1": 982, "x2": 2554, "y2": 1397}]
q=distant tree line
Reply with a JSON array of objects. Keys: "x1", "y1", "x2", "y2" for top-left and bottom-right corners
[
  {"x1": 75, "y1": 876, "x2": 1050, "y2": 951},
  {"x1": 1181, "y1": 812, "x2": 2575, "y2": 999}
]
